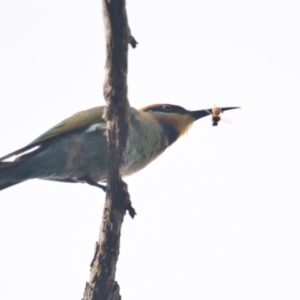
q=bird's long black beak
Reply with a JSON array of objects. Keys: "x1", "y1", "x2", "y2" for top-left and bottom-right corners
[{"x1": 189, "y1": 107, "x2": 240, "y2": 120}]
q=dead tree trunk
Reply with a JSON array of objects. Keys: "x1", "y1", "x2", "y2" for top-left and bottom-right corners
[{"x1": 82, "y1": 0, "x2": 136, "y2": 299}]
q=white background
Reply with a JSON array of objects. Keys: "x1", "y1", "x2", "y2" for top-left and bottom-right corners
[{"x1": 0, "y1": 1, "x2": 300, "y2": 299}]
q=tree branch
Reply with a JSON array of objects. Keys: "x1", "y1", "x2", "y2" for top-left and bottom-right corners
[{"x1": 82, "y1": 0, "x2": 135, "y2": 299}]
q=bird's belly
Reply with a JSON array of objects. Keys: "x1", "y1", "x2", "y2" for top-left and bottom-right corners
[
  {"x1": 10, "y1": 127, "x2": 167, "y2": 184},
  {"x1": 120, "y1": 144, "x2": 164, "y2": 177},
  {"x1": 9, "y1": 130, "x2": 108, "y2": 183}
]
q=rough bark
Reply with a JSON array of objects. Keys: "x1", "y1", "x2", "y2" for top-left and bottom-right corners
[{"x1": 82, "y1": 0, "x2": 135, "y2": 299}]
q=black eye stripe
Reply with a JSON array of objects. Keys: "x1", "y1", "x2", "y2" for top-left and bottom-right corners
[
  {"x1": 145, "y1": 104, "x2": 187, "y2": 114},
  {"x1": 162, "y1": 104, "x2": 172, "y2": 111}
]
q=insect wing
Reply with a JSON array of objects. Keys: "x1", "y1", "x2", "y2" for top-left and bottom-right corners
[{"x1": 220, "y1": 115, "x2": 233, "y2": 124}]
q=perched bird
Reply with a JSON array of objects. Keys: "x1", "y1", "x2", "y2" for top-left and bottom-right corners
[{"x1": 0, "y1": 104, "x2": 239, "y2": 191}]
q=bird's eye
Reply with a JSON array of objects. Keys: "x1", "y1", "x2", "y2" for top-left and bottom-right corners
[{"x1": 162, "y1": 105, "x2": 172, "y2": 111}]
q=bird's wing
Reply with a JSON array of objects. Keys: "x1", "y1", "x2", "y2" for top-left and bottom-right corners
[
  {"x1": 31, "y1": 106, "x2": 106, "y2": 144},
  {"x1": 0, "y1": 106, "x2": 106, "y2": 161}
]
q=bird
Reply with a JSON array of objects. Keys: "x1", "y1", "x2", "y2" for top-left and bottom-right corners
[{"x1": 0, "y1": 104, "x2": 239, "y2": 191}]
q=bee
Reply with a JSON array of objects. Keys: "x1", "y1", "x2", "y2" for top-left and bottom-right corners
[
  {"x1": 211, "y1": 106, "x2": 222, "y2": 126},
  {"x1": 206, "y1": 105, "x2": 239, "y2": 126}
]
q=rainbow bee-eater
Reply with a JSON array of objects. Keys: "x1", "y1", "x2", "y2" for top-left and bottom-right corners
[{"x1": 0, "y1": 104, "x2": 239, "y2": 191}]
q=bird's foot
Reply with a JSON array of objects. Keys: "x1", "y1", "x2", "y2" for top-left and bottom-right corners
[
  {"x1": 83, "y1": 177, "x2": 136, "y2": 218},
  {"x1": 83, "y1": 177, "x2": 107, "y2": 192}
]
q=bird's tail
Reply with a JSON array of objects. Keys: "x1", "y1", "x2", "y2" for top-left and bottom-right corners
[{"x1": 0, "y1": 161, "x2": 24, "y2": 191}]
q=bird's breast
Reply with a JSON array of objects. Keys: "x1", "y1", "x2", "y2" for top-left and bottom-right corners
[{"x1": 120, "y1": 113, "x2": 170, "y2": 176}]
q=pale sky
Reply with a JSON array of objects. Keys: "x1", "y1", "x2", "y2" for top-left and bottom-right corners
[{"x1": 0, "y1": 1, "x2": 300, "y2": 300}]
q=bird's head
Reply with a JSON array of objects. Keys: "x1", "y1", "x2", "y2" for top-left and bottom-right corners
[{"x1": 140, "y1": 104, "x2": 240, "y2": 144}]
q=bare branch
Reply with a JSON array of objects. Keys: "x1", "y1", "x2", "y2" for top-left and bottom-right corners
[{"x1": 82, "y1": 0, "x2": 135, "y2": 299}]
